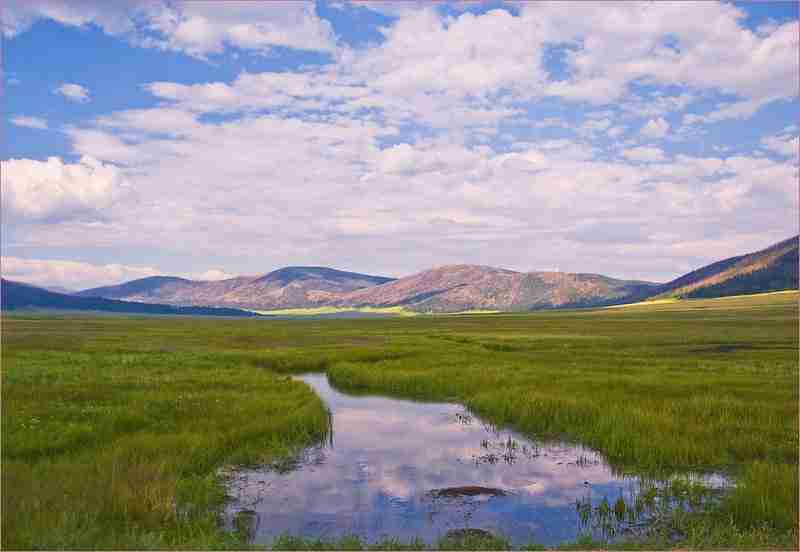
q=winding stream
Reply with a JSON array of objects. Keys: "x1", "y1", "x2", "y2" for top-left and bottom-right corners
[{"x1": 223, "y1": 373, "x2": 728, "y2": 547}]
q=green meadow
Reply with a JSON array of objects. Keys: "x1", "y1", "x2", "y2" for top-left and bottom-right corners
[
  {"x1": 2, "y1": 291, "x2": 798, "y2": 549},
  {"x1": 251, "y1": 305, "x2": 417, "y2": 317}
]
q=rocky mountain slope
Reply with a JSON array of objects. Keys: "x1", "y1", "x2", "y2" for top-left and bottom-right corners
[
  {"x1": 77, "y1": 267, "x2": 394, "y2": 310},
  {"x1": 334, "y1": 265, "x2": 657, "y2": 312},
  {"x1": 657, "y1": 235, "x2": 798, "y2": 299},
  {"x1": 1, "y1": 279, "x2": 258, "y2": 317}
]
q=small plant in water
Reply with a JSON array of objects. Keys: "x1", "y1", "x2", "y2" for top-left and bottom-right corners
[{"x1": 574, "y1": 477, "x2": 725, "y2": 544}]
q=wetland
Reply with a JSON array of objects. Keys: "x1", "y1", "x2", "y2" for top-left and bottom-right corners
[
  {"x1": 223, "y1": 374, "x2": 730, "y2": 547},
  {"x1": 2, "y1": 291, "x2": 797, "y2": 549}
]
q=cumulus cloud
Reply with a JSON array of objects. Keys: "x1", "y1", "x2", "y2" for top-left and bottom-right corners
[
  {"x1": 2, "y1": 156, "x2": 129, "y2": 222},
  {"x1": 194, "y1": 269, "x2": 235, "y2": 281},
  {"x1": 10, "y1": 115, "x2": 48, "y2": 129},
  {"x1": 142, "y1": 1, "x2": 337, "y2": 57},
  {"x1": 351, "y1": 8, "x2": 547, "y2": 97},
  {"x1": 0, "y1": 257, "x2": 239, "y2": 289},
  {"x1": 54, "y1": 83, "x2": 90, "y2": 102},
  {"x1": 641, "y1": 118, "x2": 669, "y2": 139},
  {"x1": 1, "y1": 257, "x2": 160, "y2": 290},
  {"x1": 530, "y1": 3, "x2": 798, "y2": 105},
  {"x1": 2, "y1": 1, "x2": 337, "y2": 57}
]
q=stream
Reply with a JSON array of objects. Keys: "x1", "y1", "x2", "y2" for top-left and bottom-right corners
[{"x1": 223, "y1": 373, "x2": 728, "y2": 547}]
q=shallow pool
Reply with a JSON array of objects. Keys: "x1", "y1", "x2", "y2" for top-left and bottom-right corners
[{"x1": 223, "y1": 373, "x2": 727, "y2": 547}]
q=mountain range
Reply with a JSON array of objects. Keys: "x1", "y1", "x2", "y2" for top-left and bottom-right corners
[
  {"x1": 4, "y1": 236, "x2": 797, "y2": 315},
  {"x1": 75, "y1": 267, "x2": 395, "y2": 310}
]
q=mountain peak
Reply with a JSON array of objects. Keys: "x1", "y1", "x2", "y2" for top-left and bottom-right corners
[{"x1": 255, "y1": 266, "x2": 394, "y2": 286}]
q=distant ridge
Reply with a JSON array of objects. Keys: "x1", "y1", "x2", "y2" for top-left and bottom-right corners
[
  {"x1": 332, "y1": 264, "x2": 657, "y2": 312},
  {"x1": 76, "y1": 267, "x2": 395, "y2": 310},
  {"x1": 1, "y1": 279, "x2": 259, "y2": 317},
  {"x1": 75, "y1": 276, "x2": 197, "y2": 300},
  {"x1": 657, "y1": 235, "x2": 798, "y2": 299},
  {"x1": 64, "y1": 236, "x2": 799, "y2": 314}
]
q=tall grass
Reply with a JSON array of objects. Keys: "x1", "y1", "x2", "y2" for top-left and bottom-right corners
[
  {"x1": 2, "y1": 291, "x2": 797, "y2": 548},
  {"x1": 2, "y1": 351, "x2": 329, "y2": 549}
]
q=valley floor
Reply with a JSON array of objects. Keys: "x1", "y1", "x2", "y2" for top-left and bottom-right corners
[{"x1": 2, "y1": 291, "x2": 798, "y2": 549}]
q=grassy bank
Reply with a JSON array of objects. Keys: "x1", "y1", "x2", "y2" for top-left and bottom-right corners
[
  {"x1": 2, "y1": 346, "x2": 330, "y2": 548},
  {"x1": 2, "y1": 291, "x2": 797, "y2": 549}
]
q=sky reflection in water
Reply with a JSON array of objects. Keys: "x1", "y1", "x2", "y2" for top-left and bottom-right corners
[{"x1": 224, "y1": 373, "x2": 719, "y2": 546}]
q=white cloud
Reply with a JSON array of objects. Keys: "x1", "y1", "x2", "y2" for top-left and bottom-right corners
[
  {"x1": 10, "y1": 116, "x2": 48, "y2": 129},
  {"x1": 530, "y1": 3, "x2": 798, "y2": 106},
  {"x1": 624, "y1": 93, "x2": 695, "y2": 117},
  {"x1": 376, "y1": 142, "x2": 480, "y2": 176},
  {"x1": 607, "y1": 126, "x2": 625, "y2": 138},
  {"x1": 0, "y1": 257, "x2": 239, "y2": 290},
  {"x1": 683, "y1": 97, "x2": 774, "y2": 126},
  {"x1": 761, "y1": 133, "x2": 799, "y2": 158},
  {"x1": 194, "y1": 269, "x2": 235, "y2": 281},
  {"x1": 350, "y1": 8, "x2": 547, "y2": 97},
  {"x1": 2, "y1": 156, "x2": 129, "y2": 222},
  {"x1": 54, "y1": 83, "x2": 90, "y2": 102},
  {"x1": 1, "y1": 257, "x2": 160, "y2": 290},
  {"x1": 640, "y1": 117, "x2": 669, "y2": 139},
  {"x1": 142, "y1": 2, "x2": 337, "y2": 57},
  {"x1": 577, "y1": 118, "x2": 612, "y2": 137},
  {"x1": 622, "y1": 146, "x2": 665, "y2": 162},
  {"x1": 95, "y1": 107, "x2": 200, "y2": 136},
  {"x1": 144, "y1": 71, "x2": 369, "y2": 114},
  {"x1": 1, "y1": 0, "x2": 137, "y2": 38},
  {"x1": 2, "y1": 1, "x2": 337, "y2": 57}
]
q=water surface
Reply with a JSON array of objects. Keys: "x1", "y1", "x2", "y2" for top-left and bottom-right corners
[{"x1": 224, "y1": 373, "x2": 725, "y2": 546}]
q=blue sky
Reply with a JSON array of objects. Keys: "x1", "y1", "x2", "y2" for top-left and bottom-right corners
[{"x1": 2, "y1": 1, "x2": 798, "y2": 289}]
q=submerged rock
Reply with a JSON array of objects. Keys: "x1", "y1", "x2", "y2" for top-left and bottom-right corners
[
  {"x1": 428, "y1": 485, "x2": 508, "y2": 498},
  {"x1": 444, "y1": 528, "x2": 497, "y2": 539}
]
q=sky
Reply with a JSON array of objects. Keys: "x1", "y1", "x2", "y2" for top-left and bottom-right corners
[{"x1": 2, "y1": 1, "x2": 798, "y2": 290}]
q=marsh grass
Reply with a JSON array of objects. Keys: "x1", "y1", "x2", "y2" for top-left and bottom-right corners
[
  {"x1": 270, "y1": 532, "x2": 510, "y2": 551},
  {"x1": 2, "y1": 291, "x2": 797, "y2": 549},
  {"x1": 2, "y1": 350, "x2": 329, "y2": 549}
]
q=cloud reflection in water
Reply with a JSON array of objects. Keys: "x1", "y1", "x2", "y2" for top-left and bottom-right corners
[{"x1": 224, "y1": 373, "x2": 719, "y2": 546}]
